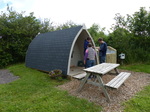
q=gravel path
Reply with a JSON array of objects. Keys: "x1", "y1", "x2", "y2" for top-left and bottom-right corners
[
  {"x1": 0, "y1": 69, "x2": 19, "y2": 84},
  {"x1": 58, "y1": 69, "x2": 150, "y2": 112}
]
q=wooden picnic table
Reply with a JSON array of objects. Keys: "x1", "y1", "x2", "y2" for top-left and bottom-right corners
[{"x1": 77, "y1": 63, "x2": 120, "y2": 102}]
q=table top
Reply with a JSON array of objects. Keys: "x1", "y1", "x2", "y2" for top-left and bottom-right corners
[{"x1": 84, "y1": 63, "x2": 120, "y2": 75}]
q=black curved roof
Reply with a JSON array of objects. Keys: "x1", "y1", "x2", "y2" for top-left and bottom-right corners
[{"x1": 25, "y1": 26, "x2": 83, "y2": 74}]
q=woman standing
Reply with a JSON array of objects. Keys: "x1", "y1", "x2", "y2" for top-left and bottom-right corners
[{"x1": 84, "y1": 43, "x2": 96, "y2": 68}]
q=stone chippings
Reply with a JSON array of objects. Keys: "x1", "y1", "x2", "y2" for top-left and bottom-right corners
[
  {"x1": 58, "y1": 69, "x2": 150, "y2": 112},
  {"x1": 0, "y1": 70, "x2": 19, "y2": 84}
]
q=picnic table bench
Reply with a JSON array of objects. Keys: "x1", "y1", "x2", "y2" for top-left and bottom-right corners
[{"x1": 77, "y1": 63, "x2": 131, "y2": 102}]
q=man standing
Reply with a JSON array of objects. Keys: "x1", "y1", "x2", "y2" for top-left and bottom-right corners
[
  {"x1": 98, "y1": 38, "x2": 107, "y2": 63},
  {"x1": 84, "y1": 43, "x2": 96, "y2": 68},
  {"x1": 84, "y1": 37, "x2": 91, "y2": 54}
]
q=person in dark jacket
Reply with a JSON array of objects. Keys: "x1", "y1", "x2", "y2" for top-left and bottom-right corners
[
  {"x1": 98, "y1": 38, "x2": 107, "y2": 63},
  {"x1": 84, "y1": 37, "x2": 91, "y2": 54}
]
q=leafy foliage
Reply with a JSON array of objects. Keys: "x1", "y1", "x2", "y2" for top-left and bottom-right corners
[
  {"x1": 1, "y1": 6, "x2": 150, "y2": 67},
  {"x1": 0, "y1": 6, "x2": 41, "y2": 68},
  {"x1": 88, "y1": 24, "x2": 108, "y2": 46},
  {"x1": 55, "y1": 21, "x2": 78, "y2": 30},
  {"x1": 0, "y1": 7, "x2": 78, "y2": 68},
  {"x1": 39, "y1": 18, "x2": 54, "y2": 33},
  {"x1": 108, "y1": 7, "x2": 150, "y2": 63}
]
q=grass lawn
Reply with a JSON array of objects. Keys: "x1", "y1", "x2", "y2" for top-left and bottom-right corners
[
  {"x1": 0, "y1": 64, "x2": 101, "y2": 112},
  {"x1": 120, "y1": 64, "x2": 150, "y2": 74},
  {"x1": 120, "y1": 64, "x2": 150, "y2": 112}
]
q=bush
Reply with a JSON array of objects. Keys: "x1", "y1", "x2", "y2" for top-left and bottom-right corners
[
  {"x1": 0, "y1": 51, "x2": 13, "y2": 68},
  {"x1": 88, "y1": 24, "x2": 108, "y2": 46},
  {"x1": 0, "y1": 6, "x2": 78, "y2": 68},
  {"x1": 0, "y1": 6, "x2": 42, "y2": 68},
  {"x1": 108, "y1": 8, "x2": 150, "y2": 64}
]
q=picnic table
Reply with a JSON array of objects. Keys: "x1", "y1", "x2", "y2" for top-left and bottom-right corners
[{"x1": 77, "y1": 63, "x2": 131, "y2": 102}]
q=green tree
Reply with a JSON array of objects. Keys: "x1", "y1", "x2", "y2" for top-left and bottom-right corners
[
  {"x1": 88, "y1": 24, "x2": 108, "y2": 46},
  {"x1": 129, "y1": 7, "x2": 150, "y2": 49},
  {"x1": 108, "y1": 7, "x2": 150, "y2": 63},
  {"x1": 108, "y1": 28, "x2": 133, "y2": 63},
  {"x1": 0, "y1": 6, "x2": 41, "y2": 67},
  {"x1": 0, "y1": 6, "x2": 79, "y2": 68},
  {"x1": 40, "y1": 18, "x2": 54, "y2": 33},
  {"x1": 55, "y1": 21, "x2": 78, "y2": 30}
]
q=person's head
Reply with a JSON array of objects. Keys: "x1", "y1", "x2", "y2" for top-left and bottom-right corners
[
  {"x1": 87, "y1": 37, "x2": 91, "y2": 42},
  {"x1": 88, "y1": 43, "x2": 92, "y2": 47},
  {"x1": 98, "y1": 38, "x2": 104, "y2": 44}
]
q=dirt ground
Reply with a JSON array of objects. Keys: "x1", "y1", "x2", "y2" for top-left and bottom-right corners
[
  {"x1": 0, "y1": 69, "x2": 19, "y2": 84},
  {"x1": 58, "y1": 69, "x2": 150, "y2": 112}
]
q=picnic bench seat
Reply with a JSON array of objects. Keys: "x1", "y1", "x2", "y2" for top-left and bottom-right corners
[
  {"x1": 72, "y1": 72, "x2": 86, "y2": 79},
  {"x1": 105, "y1": 72, "x2": 131, "y2": 89}
]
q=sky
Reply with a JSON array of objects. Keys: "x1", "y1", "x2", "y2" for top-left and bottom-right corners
[{"x1": 0, "y1": 0, "x2": 150, "y2": 32}]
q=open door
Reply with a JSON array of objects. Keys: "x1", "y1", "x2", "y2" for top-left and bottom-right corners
[{"x1": 68, "y1": 29, "x2": 98, "y2": 76}]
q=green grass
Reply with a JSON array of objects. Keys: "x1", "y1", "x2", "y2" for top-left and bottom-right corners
[
  {"x1": 120, "y1": 64, "x2": 150, "y2": 73},
  {"x1": 0, "y1": 64, "x2": 101, "y2": 112},
  {"x1": 124, "y1": 86, "x2": 150, "y2": 112},
  {"x1": 120, "y1": 64, "x2": 150, "y2": 112}
]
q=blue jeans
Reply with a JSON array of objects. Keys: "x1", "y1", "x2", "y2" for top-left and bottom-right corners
[
  {"x1": 99, "y1": 56, "x2": 106, "y2": 63},
  {"x1": 86, "y1": 60, "x2": 95, "y2": 68}
]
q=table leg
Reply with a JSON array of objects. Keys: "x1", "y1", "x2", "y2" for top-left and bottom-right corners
[
  {"x1": 77, "y1": 72, "x2": 91, "y2": 92},
  {"x1": 114, "y1": 68, "x2": 119, "y2": 74},
  {"x1": 97, "y1": 75, "x2": 110, "y2": 102}
]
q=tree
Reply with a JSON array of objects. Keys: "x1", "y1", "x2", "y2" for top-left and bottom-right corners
[
  {"x1": 109, "y1": 7, "x2": 150, "y2": 63},
  {"x1": 55, "y1": 21, "x2": 78, "y2": 30},
  {"x1": 88, "y1": 24, "x2": 107, "y2": 46},
  {"x1": 129, "y1": 7, "x2": 150, "y2": 49},
  {"x1": 0, "y1": 6, "x2": 41, "y2": 67},
  {"x1": 39, "y1": 18, "x2": 54, "y2": 33},
  {"x1": 0, "y1": 6, "x2": 79, "y2": 68}
]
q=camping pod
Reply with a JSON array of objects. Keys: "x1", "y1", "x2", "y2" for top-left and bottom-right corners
[{"x1": 25, "y1": 26, "x2": 98, "y2": 75}]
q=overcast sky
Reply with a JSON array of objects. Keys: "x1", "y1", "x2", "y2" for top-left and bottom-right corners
[{"x1": 0, "y1": 0, "x2": 150, "y2": 32}]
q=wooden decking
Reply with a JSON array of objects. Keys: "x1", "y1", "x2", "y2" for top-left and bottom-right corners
[
  {"x1": 68, "y1": 67, "x2": 86, "y2": 79},
  {"x1": 69, "y1": 67, "x2": 85, "y2": 76}
]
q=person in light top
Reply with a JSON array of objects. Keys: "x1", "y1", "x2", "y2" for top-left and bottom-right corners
[{"x1": 84, "y1": 43, "x2": 96, "y2": 68}]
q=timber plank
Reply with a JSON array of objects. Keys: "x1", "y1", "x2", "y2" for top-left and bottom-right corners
[
  {"x1": 72, "y1": 72, "x2": 86, "y2": 79},
  {"x1": 84, "y1": 63, "x2": 120, "y2": 75},
  {"x1": 107, "y1": 72, "x2": 126, "y2": 86},
  {"x1": 106, "y1": 72, "x2": 131, "y2": 89}
]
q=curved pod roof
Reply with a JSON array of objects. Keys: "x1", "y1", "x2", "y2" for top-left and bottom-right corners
[{"x1": 25, "y1": 26, "x2": 97, "y2": 75}]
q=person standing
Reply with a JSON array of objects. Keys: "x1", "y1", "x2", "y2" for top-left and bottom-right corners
[
  {"x1": 84, "y1": 43, "x2": 96, "y2": 68},
  {"x1": 84, "y1": 37, "x2": 91, "y2": 54},
  {"x1": 98, "y1": 38, "x2": 107, "y2": 63}
]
